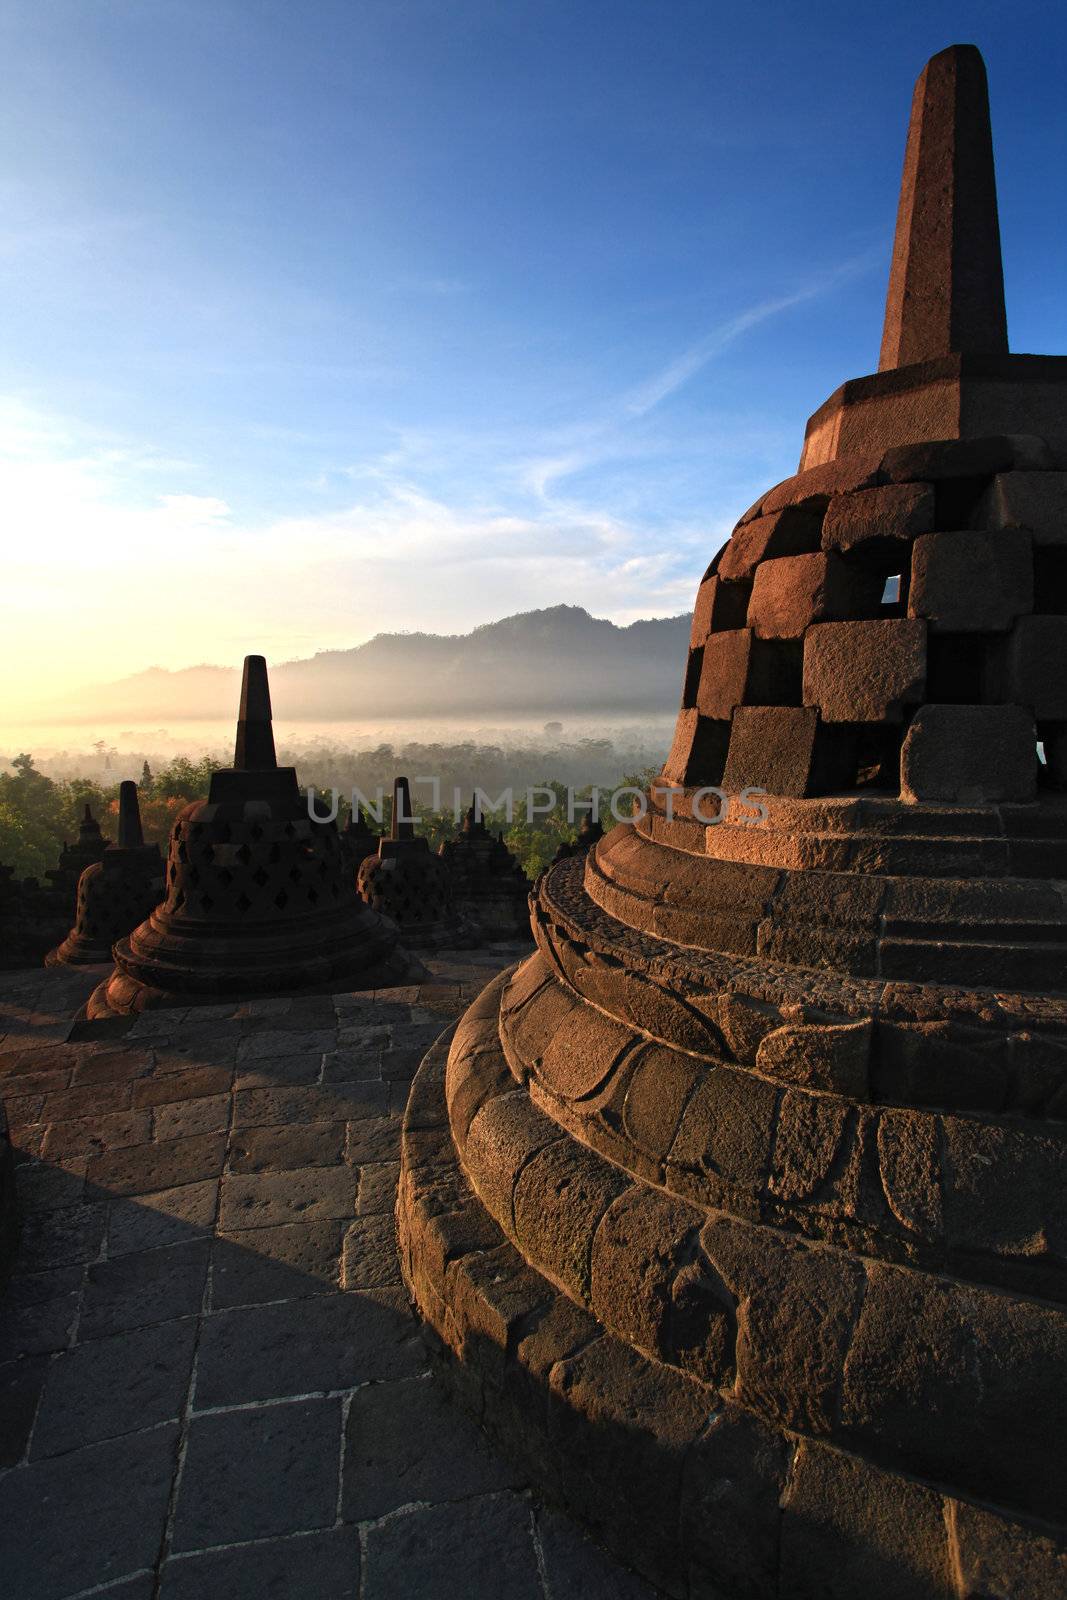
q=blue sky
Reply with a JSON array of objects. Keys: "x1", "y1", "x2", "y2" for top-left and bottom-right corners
[{"x1": 2, "y1": 0, "x2": 1065, "y2": 702}]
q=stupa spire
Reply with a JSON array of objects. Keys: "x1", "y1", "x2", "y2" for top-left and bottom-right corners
[
  {"x1": 117, "y1": 780, "x2": 145, "y2": 848},
  {"x1": 391, "y1": 777, "x2": 415, "y2": 841},
  {"x1": 233, "y1": 655, "x2": 277, "y2": 770},
  {"x1": 879, "y1": 43, "x2": 1008, "y2": 370}
]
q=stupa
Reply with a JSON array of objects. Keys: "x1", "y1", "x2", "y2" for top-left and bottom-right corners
[
  {"x1": 398, "y1": 46, "x2": 1067, "y2": 1598},
  {"x1": 88, "y1": 657, "x2": 413, "y2": 1015},
  {"x1": 357, "y1": 778, "x2": 478, "y2": 948},
  {"x1": 339, "y1": 805, "x2": 380, "y2": 880},
  {"x1": 46, "y1": 803, "x2": 110, "y2": 909},
  {"x1": 549, "y1": 809, "x2": 604, "y2": 866},
  {"x1": 46, "y1": 781, "x2": 165, "y2": 966},
  {"x1": 438, "y1": 800, "x2": 531, "y2": 939}
]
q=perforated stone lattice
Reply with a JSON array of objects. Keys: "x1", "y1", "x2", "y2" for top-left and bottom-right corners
[
  {"x1": 672, "y1": 439, "x2": 1067, "y2": 800},
  {"x1": 162, "y1": 807, "x2": 348, "y2": 921},
  {"x1": 74, "y1": 858, "x2": 165, "y2": 942},
  {"x1": 357, "y1": 849, "x2": 454, "y2": 930}
]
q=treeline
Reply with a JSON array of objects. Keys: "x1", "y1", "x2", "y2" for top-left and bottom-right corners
[{"x1": 0, "y1": 752, "x2": 660, "y2": 883}]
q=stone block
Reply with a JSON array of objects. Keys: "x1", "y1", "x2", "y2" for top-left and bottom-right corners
[
  {"x1": 160, "y1": 1529, "x2": 361, "y2": 1600},
  {"x1": 219, "y1": 1164, "x2": 357, "y2": 1230},
  {"x1": 682, "y1": 1406, "x2": 789, "y2": 1600},
  {"x1": 695, "y1": 629, "x2": 752, "y2": 719},
  {"x1": 690, "y1": 575, "x2": 753, "y2": 647},
  {"x1": 681, "y1": 646, "x2": 702, "y2": 708},
  {"x1": 690, "y1": 576, "x2": 717, "y2": 647},
  {"x1": 880, "y1": 435, "x2": 1017, "y2": 483},
  {"x1": 900, "y1": 704, "x2": 1037, "y2": 803},
  {"x1": 589, "y1": 1185, "x2": 734, "y2": 1385},
  {"x1": 700, "y1": 1214, "x2": 865, "y2": 1434},
  {"x1": 31, "y1": 1319, "x2": 197, "y2": 1459},
  {"x1": 951, "y1": 1498, "x2": 1067, "y2": 1600},
  {"x1": 822, "y1": 482, "x2": 934, "y2": 555},
  {"x1": 0, "y1": 1424, "x2": 180, "y2": 1600},
  {"x1": 513, "y1": 1139, "x2": 626, "y2": 1302},
  {"x1": 779, "y1": 1439, "x2": 954, "y2": 1600},
  {"x1": 979, "y1": 470, "x2": 1067, "y2": 542},
  {"x1": 747, "y1": 552, "x2": 884, "y2": 639},
  {"x1": 908, "y1": 529, "x2": 1033, "y2": 631},
  {"x1": 803, "y1": 619, "x2": 926, "y2": 721},
  {"x1": 697, "y1": 629, "x2": 802, "y2": 718},
  {"x1": 988, "y1": 615, "x2": 1067, "y2": 719},
  {"x1": 722, "y1": 707, "x2": 856, "y2": 798},
  {"x1": 717, "y1": 506, "x2": 824, "y2": 581},
  {"x1": 756, "y1": 1018, "x2": 872, "y2": 1097},
  {"x1": 171, "y1": 1398, "x2": 341, "y2": 1550},
  {"x1": 361, "y1": 1494, "x2": 542, "y2": 1600},
  {"x1": 841, "y1": 1263, "x2": 1067, "y2": 1521},
  {"x1": 621, "y1": 1043, "x2": 702, "y2": 1166},
  {"x1": 759, "y1": 452, "x2": 882, "y2": 515},
  {"x1": 873, "y1": 1020, "x2": 1009, "y2": 1114},
  {"x1": 668, "y1": 1064, "x2": 779, "y2": 1204},
  {"x1": 661, "y1": 711, "x2": 730, "y2": 786},
  {"x1": 548, "y1": 1335, "x2": 708, "y2": 1587}
]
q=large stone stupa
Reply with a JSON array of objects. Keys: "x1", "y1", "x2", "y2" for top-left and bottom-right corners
[
  {"x1": 398, "y1": 46, "x2": 1067, "y2": 1599},
  {"x1": 89, "y1": 656, "x2": 414, "y2": 1014}
]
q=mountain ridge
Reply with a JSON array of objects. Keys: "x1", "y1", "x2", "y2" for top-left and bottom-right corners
[{"x1": 74, "y1": 605, "x2": 691, "y2": 721}]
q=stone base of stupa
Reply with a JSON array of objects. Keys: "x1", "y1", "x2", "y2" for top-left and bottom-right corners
[
  {"x1": 397, "y1": 842, "x2": 1067, "y2": 1599},
  {"x1": 45, "y1": 934, "x2": 113, "y2": 967},
  {"x1": 86, "y1": 903, "x2": 423, "y2": 1017}
]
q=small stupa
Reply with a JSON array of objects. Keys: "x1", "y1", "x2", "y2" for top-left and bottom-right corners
[
  {"x1": 549, "y1": 809, "x2": 604, "y2": 865},
  {"x1": 46, "y1": 804, "x2": 110, "y2": 908},
  {"x1": 438, "y1": 800, "x2": 531, "y2": 939},
  {"x1": 398, "y1": 46, "x2": 1067, "y2": 1597},
  {"x1": 357, "y1": 778, "x2": 478, "y2": 948},
  {"x1": 88, "y1": 656, "x2": 413, "y2": 1014},
  {"x1": 46, "y1": 781, "x2": 164, "y2": 966},
  {"x1": 339, "y1": 805, "x2": 380, "y2": 880}
]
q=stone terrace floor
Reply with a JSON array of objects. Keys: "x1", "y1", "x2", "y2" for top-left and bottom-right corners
[{"x1": 0, "y1": 949, "x2": 661, "y2": 1600}]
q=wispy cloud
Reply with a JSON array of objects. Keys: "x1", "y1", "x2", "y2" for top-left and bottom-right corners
[
  {"x1": 621, "y1": 248, "x2": 880, "y2": 419},
  {"x1": 517, "y1": 248, "x2": 880, "y2": 501}
]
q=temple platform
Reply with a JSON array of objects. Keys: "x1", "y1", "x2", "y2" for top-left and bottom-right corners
[{"x1": 0, "y1": 944, "x2": 658, "y2": 1600}]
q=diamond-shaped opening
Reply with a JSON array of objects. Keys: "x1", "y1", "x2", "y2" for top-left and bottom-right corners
[
  {"x1": 236, "y1": 844, "x2": 252, "y2": 865},
  {"x1": 252, "y1": 867, "x2": 269, "y2": 887},
  {"x1": 275, "y1": 889, "x2": 288, "y2": 909},
  {"x1": 235, "y1": 892, "x2": 252, "y2": 912}
]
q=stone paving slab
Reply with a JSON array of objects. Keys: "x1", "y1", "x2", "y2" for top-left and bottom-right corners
[{"x1": 0, "y1": 948, "x2": 663, "y2": 1600}]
